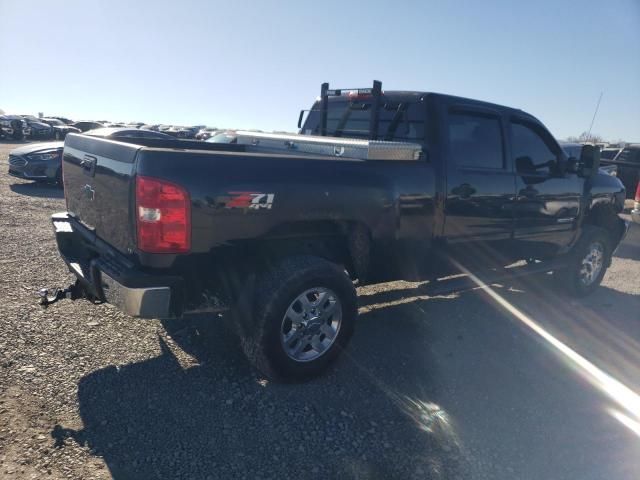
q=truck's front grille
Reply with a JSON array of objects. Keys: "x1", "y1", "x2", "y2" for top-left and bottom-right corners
[{"x1": 9, "y1": 156, "x2": 26, "y2": 167}]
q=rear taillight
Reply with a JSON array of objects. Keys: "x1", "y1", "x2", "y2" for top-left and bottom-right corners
[
  {"x1": 635, "y1": 181, "x2": 640, "y2": 203},
  {"x1": 135, "y1": 176, "x2": 191, "y2": 253}
]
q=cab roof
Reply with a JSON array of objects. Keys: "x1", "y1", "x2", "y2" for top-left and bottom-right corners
[{"x1": 320, "y1": 90, "x2": 531, "y2": 118}]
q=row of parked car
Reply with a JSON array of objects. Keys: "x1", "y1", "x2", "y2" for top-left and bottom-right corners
[
  {"x1": 0, "y1": 115, "x2": 80, "y2": 140},
  {"x1": 0, "y1": 115, "x2": 227, "y2": 142},
  {"x1": 7, "y1": 124, "x2": 238, "y2": 186}
]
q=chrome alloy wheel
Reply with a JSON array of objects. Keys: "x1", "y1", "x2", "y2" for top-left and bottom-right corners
[
  {"x1": 579, "y1": 241, "x2": 605, "y2": 286},
  {"x1": 280, "y1": 287, "x2": 342, "y2": 362}
]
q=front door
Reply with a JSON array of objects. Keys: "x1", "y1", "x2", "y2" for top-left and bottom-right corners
[{"x1": 509, "y1": 118, "x2": 584, "y2": 258}]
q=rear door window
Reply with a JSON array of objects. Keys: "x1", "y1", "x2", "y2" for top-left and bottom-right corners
[{"x1": 448, "y1": 112, "x2": 505, "y2": 170}]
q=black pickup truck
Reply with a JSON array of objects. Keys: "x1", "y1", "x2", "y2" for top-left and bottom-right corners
[{"x1": 47, "y1": 81, "x2": 628, "y2": 381}]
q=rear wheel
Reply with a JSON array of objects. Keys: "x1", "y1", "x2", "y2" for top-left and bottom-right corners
[
  {"x1": 556, "y1": 226, "x2": 611, "y2": 297},
  {"x1": 238, "y1": 256, "x2": 357, "y2": 382}
]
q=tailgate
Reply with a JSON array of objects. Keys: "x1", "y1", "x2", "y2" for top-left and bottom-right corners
[{"x1": 63, "y1": 134, "x2": 141, "y2": 254}]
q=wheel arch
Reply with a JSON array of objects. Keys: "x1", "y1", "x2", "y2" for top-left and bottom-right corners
[
  {"x1": 189, "y1": 220, "x2": 373, "y2": 310},
  {"x1": 583, "y1": 203, "x2": 627, "y2": 251},
  {"x1": 253, "y1": 220, "x2": 373, "y2": 281}
]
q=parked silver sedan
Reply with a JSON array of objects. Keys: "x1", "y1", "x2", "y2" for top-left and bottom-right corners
[{"x1": 7, "y1": 141, "x2": 64, "y2": 185}]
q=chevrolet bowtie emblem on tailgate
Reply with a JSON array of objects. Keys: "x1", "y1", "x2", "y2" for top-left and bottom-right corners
[{"x1": 82, "y1": 184, "x2": 95, "y2": 201}]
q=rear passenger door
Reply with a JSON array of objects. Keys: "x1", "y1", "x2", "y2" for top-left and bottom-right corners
[
  {"x1": 510, "y1": 118, "x2": 583, "y2": 257},
  {"x1": 443, "y1": 107, "x2": 516, "y2": 255}
]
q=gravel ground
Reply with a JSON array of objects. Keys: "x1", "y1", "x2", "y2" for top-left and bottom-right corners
[{"x1": 0, "y1": 140, "x2": 638, "y2": 479}]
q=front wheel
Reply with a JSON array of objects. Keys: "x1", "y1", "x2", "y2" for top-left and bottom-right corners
[
  {"x1": 239, "y1": 256, "x2": 357, "y2": 382},
  {"x1": 556, "y1": 226, "x2": 611, "y2": 297}
]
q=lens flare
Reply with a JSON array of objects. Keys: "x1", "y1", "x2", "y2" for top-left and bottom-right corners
[{"x1": 450, "y1": 258, "x2": 640, "y2": 438}]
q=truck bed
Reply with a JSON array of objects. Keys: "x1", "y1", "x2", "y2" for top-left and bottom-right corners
[{"x1": 61, "y1": 133, "x2": 438, "y2": 270}]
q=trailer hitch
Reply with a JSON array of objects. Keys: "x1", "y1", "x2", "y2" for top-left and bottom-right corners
[{"x1": 38, "y1": 280, "x2": 88, "y2": 307}]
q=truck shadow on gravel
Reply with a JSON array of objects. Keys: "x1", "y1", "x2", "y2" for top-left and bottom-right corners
[
  {"x1": 51, "y1": 276, "x2": 640, "y2": 480},
  {"x1": 10, "y1": 182, "x2": 64, "y2": 199},
  {"x1": 51, "y1": 296, "x2": 472, "y2": 480},
  {"x1": 614, "y1": 242, "x2": 640, "y2": 261},
  {"x1": 613, "y1": 223, "x2": 640, "y2": 261}
]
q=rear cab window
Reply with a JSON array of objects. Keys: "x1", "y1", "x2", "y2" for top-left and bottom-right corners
[{"x1": 302, "y1": 97, "x2": 426, "y2": 143}]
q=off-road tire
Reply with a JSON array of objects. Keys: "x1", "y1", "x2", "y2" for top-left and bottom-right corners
[
  {"x1": 238, "y1": 256, "x2": 357, "y2": 382},
  {"x1": 556, "y1": 226, "x2": 611, "y2": 297}
]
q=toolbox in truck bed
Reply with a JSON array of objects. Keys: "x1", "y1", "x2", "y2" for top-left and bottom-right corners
[{"x1": 236, "y1": 131, "x2": 423, "y2": 161}]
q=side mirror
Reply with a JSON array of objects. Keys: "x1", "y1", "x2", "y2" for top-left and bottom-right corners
[
  {"x1": 516, "y1": 156, "x2": 536, "y2": 174},
  {"x1": 565, "y1": 156, "x2": 579, "y2": 174},
  {"x1": 556, "y1": 155, "x2": 567, "y2": 174},
  {"x1": 579, "y1": 144, "x2": 601, "y2": 177},
  {"x1": 516, "y1": 156, "x2": 546, "y2": 185}
]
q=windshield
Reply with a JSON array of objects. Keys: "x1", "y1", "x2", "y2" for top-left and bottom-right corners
[
  {"x1": 302, "y1": 99, "x2": 425, "y2": 142},
  {"x1": 559, "y1": 143, "x2": 582, "y2": 158}
]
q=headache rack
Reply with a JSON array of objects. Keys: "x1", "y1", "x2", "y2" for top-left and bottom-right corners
[
  {"x1": 321, "y1": 80, "x2": 383, "y2": 140},
  {"x1": 297, "y1": 80, "x2": 385, "y2": 140},
  {"x1": 236, "y1": 130, "x2": 422, "y2": 161},
  {"x1": 247, "y1": 80, "x2": 421, "y2": 161}
]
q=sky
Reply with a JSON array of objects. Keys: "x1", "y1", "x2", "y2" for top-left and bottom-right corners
[{"x1": 1, "y1": 0, "x2": 639, "y2": 141}]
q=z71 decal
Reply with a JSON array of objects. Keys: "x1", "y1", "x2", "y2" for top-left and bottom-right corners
[{"x1": 226, "y1": 191, "x2": 275, "y2": 210}]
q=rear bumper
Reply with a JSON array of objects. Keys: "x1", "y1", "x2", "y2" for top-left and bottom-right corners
[
  {"x1": 100, "y1": 271, "x2": 173, "y2": 318},
  {"x1": 632, "y1": 205, "x2": 640, "y2": 225},
  {"x1": 51, "y1": 212, "x2": 184, "y2": 318}
]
